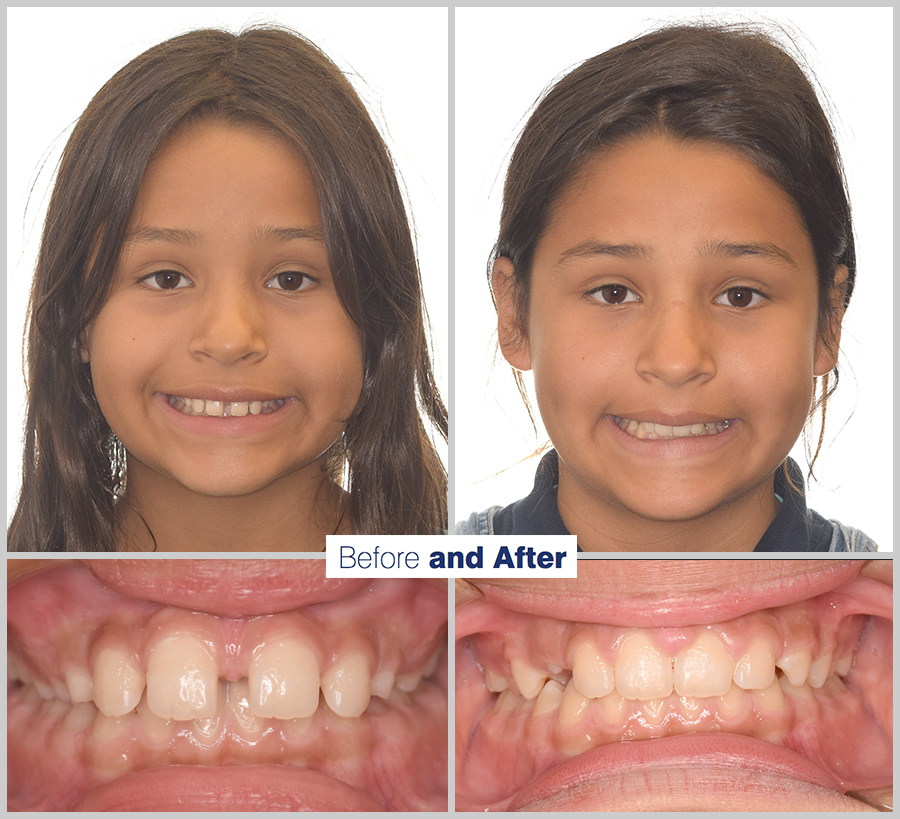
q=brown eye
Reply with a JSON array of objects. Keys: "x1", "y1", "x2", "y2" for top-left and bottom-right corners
[
  {"x1": 267, "y1": 271, "x2": 313, "y2": 292},
  {"x1": 143, "y1": 270, "x2": 190, "y2": 290},
  {"x1": 718, "y1": 287, "x2": 765, "y2": 308},
  {"x1": 591, "y1": 284, "x2": 637, "y2": 305}
]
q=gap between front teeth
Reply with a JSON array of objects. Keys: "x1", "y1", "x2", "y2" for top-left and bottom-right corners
[
  {"x1": 168, "y1": 395, "x2": 286, "y2": 417},
  {"x1": 614, "y1": 416, "x2": 732, "y2": 439}
]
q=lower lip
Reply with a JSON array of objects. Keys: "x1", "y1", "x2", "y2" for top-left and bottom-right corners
[
  {"x1": 607, "y1": 415, "x2": 738, "y2": 458},
  {"x1": 72, "y1": 765, "x2": 386, "y2": 811},
  {"x1": 506, "y1": 734, "x2": 862, "y2": 812},
  {"x1": 157, "y1": 393, "x2": 293, "y2": 435}
]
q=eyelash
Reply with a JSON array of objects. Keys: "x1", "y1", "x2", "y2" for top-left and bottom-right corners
[
  {"x1": 587, "y1": 284, "x2": 769, "y2": 308},
  {"x1": 138, "y1": 270, "x2": 316, "y2": 292}
]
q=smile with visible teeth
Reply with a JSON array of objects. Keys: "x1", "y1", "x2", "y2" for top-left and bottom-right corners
[
  {"x1": 614, "y1": 415, "x2": 732, "y2": 439},
  {"x1": 167, "y1": 395, "x2": 286, "y2": 417}
]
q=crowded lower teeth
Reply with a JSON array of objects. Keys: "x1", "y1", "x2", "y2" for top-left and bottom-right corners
[
  {"x1": 169, "y1": 396, "x2": 286, "y2": 417},
  {"x1": 615, "y1": 416, "x2": 731, "y2": 439}
]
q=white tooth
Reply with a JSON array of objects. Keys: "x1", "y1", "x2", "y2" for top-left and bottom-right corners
[
  {"x1": 672, "y1": 424, "x2": 692, "y2": 438},
  {"x1": 191, "y1": 398, "x2": 205, "y2": 414},
  {"x1": 626, "y1": 419, "x2": 639, "y2": 432},
  {"x1": 136, "y1": 689, "x2": 173, "y2": 747},
  {"x1": 249, "y1": 638, "x2": 320, "y2": 720},
  {"x1": 230, "y1": 401, "x2": 249, "y2": 417},
  {"x1": 532, "y1": 679, "x2": 565, "y2": 718},
  {"x1": 690, "y1": 423, "x2": 706, "y2": 435},
  {"x1": 807, "y1": 651, "x2": 832, "y2": 689},
  {"x1": 249, "y1": 400, "x2": 263, "y2": 415},
  {"x1": 226, "y1": 678, "x2": 263, "y2": 736},
  {"x1": 615, "y1": 632, "x2": 672, "y2": 700},
  {"x1": 719, "y1": 682, "x2": 745, "y2": 717},
  {"x1": 93, "y1": 648, "x2": 146, "y2": 718},
  {"x1": 834, "y1": 655, "x2": 853, "y2": 677},
  {"x1": 322, "y1": 654, "x2": 371, "y2": 718},
  {"x1": 92, "y1": 712, "x2": 132, "y2": 742},
  {"x1": 654, "y1": 423, "x2": 673, "y2": 438},
  {"x1": 192, "y1": 679, "x2": 225, "y2": 747},
  {"x1": 559, "y1": 678, "x2": 590, "y2": 725},
  {"x1": 422, "y1": 645, "x2": 442, "y2": 678},
  {"x1": 510, "y1": 658, "x2": 548, "y2": 700},
  {"x1": 205, "y1": 400, "x2": 224, "y2": 416},
  {"x1": 775, "y1": 647, "x2": 812, "y2": 687},
  {"x1": 34, "y1": 679, "x2": 54, "y2": 700},
  {"x1": 147, "y1": 634, "x2": 217, "y2": 721},
  {"x1": 484, "y1": 668, "x2": 509, "y2": 693},
  {"x1": 65, "y1": 669, "x2": 94, "y2": 704},
  {"x1": 395, "y1": 669, "x2": 423, "y2": 692},
  {"x1": 51, "y1": 678, "x2": 71, "y2": 702},
  {"x1": 755, "y1": 678, "x2": 785, "y2": 710},
  {"x1": 780, "y1": 678, "x2": 815, "y2": 701},
  {"x1": 572, "y1": 640, "x2": 615, "y2": 699},
  {"x1": 599, "y1": 690, "x2": 627, "y2": 723},
  {"x1": 494, "y1": 689, "x2": 518, "y2": 715},
  {"x1": 63, "y1": 702, "x2": 96, "y2": 733},
  {"x1": 371, "y1": 668, "x2": 396, "y2": 699},
  {"x1": 733, "y1": 639, "x2": 776, "y2": 691},
  {"x1": 635, "y1": 423, "x2": 652, "y2": 439},
  {"x1": 675, "y1": 631, "x2": 733, "y2": 698}
]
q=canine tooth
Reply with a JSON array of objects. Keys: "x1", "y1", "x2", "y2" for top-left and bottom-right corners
[
  {"x1": 719, "y1": 683, "x2": 745, "y2": 717},
  {"x1": 226, "y1": 679, "x2": 263, "y2": 735},
  {"x1": 559, "y1": 678, "x2": 590, "y2": 725},
  {"x1": 674, "y1": 631, "x2": 732, "y2": 698},
  {"x1": 690, "y1": 423, "x2": 706, "y2": 435},
  {"x1": 249, "y1": 401, "x2": 263, "y2": 415},
  {"x1": 626, "y1": 419, "x2": 639, "y2": 432},
  {"x1": 755, "y1": 678, "x2": 785, "y2": 710},
  {"x1": 322, "y1": 654, "x2": 371, "y2": 718},
  {"x1": 147, "y1": 634, "x2": 217, "y2": 721},
  {"x1": 834, "y1": 654, "x2": 853, "y2": 677},
  {"x1": 484, "y1": 668, "x2": 509, "y2": 693},
  {"x1": 807, "y1": 651, "x2": 832, "y2": 689},
  {"x1": 249, "y1": 638, "x2": 320, "y2": 720},
  {"x1": 775, "y1": 647, "x2": 812, "y2": 687},
  {"x1": 533, "y1": 679, "x2": 565, "y2": 718},
  {"x1": 510, "y1": 658, "x2": 548, "y2": 700},
  {"x1": 230, "y1": 401, "x2": 249, "y2": 417},
  {"x1": 733, "y1": 639, "x2": 776, "y2": 691},
  {"x1": 572, "y1": 640, "x2": 615, "y2": 699},
  {"x1": 615, "y1": 632, "x2": 672, "y2": 700},
  {"x1": 371, "y1": 669, "x2": 396, "y2": 699},
  {"x1": 191, "y1": 398, "x2": 205, "y2": 413},
  {"x1": 65, "y1": 669, "x2": 94, "y2": 703},
  {"x1": 93, "y1": 648, "x2": 146, "y2": 717}
]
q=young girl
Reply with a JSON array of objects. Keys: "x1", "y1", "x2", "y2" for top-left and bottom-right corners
[
  {"x1": 457, "y1": 18, "x2": 883, "y2": 552},
  {"x1": 9, "y1": 24, "x2": 447, "y2": 551}
]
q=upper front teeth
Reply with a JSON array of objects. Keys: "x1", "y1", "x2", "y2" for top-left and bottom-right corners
[
  {"x1": 170, "y1": 396, "x2": 285, "y2": 417},
  {"x1": 615, "y1": 417, "x2": 731, "y2": 439}
]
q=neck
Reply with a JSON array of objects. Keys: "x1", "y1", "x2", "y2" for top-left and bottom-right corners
[
  {"x1": 557, "y1": 466, "x2": 780, "y2": 552},
  {"x1": 115, "y1": 459, "x2": 349, "y2": 553}
]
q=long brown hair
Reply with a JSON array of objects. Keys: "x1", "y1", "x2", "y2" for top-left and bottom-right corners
[
  {"x1": 493, "y1": 23, "x2": 854, "y2": 477},
  {"x1": 10, "y1": 27, "x2": 447, "y2": 551}
]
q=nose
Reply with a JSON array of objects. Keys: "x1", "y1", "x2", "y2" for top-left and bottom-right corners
[
  {"x1": 187, "y1": 283, "x2": 267, "y2": 365},
  {"x1": 635, "y1": 300, "x2": 716, "y2": 387}
]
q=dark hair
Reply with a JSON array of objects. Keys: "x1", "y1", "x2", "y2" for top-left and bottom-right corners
[
  {"x1": 10, "y1": 26, "x2": 447, "y2": 551},
  {"x1": 493, "y1": 22, "x2": 854, "y2": 473}
]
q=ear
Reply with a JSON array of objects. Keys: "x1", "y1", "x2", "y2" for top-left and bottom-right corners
[
  {"x1": 79, "y1": 327, "x2": 91, "y2": 363},
  {"x1": 813, "y1": 264, "x2": 848, "y2": 376},
  {"x1": 492, "y1": 257, "x2": 532, "y2": 371}
]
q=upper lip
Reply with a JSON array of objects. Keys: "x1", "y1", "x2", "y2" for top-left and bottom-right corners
[
  {"x1": 611, "y1": 412, "x2": 734, "y2": 426},
  {"x1": 161, "y1": 389, "x2": 290, "y2": 403}
]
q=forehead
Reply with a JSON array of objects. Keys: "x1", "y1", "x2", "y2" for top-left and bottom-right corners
[{"x1": 539, "y1": 135, "x2": 813, "y2": 268}]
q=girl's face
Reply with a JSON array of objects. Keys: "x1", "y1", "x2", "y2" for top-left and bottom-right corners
[
  {"x1": 497, "y1": 135, "x2": 840, "y2": 525},
  {"x1": 83, "y1": 121, "x2": 363, "y2": 499}
]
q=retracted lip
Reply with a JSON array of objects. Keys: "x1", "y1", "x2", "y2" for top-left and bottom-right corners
[
  {"x1": 610, "y1": 411, "x2": 735, "y2": 426},
  {"x1": 457, "y1": 560, "x2": 871, "y2": 630}
]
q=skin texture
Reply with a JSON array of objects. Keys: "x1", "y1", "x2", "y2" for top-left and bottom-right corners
[
  {"x1": 494, "y1": 135, "x2": 845, "y2": 551},
  {"x1": 82, "y1": 121, "x2": 363, "y2": 551}
]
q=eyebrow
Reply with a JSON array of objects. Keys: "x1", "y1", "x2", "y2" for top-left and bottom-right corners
[
  {"x1": 122, "y1": 224, "x2": 325, "y2": 246},
  {"x1": 555, "y1": 239, "x2": 798, "y2": 269}
]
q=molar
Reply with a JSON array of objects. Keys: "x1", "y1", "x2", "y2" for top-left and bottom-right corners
[
  {"x1": 147, "y1": 633, "x2": 218, "y2": 721},
  {"x1": 674, "y1": 631, "x2": 733, "y2": 698},
  {"x1": 510, "y1": 657, "x2": 548, "y2": 700},
  {"x1": 249, "y1": 638, "x2": 320, "y2": 720},
  {"x1": 733, "y1": 639, "x2": 776, "y2": 691},
  {"x1": 775, "y1": 647, "x2": 812, "y2": 687},
  {"x1": 571, "y1": 640, "x2": 615, "y2": 699},
  {"x1": 93, "y1": 648, "x2": 146, "y2": 718},
  {"x1": 614, "y1": 632, "x2": 672, "y2": 700},
  {"x1": 322, "y1": 653, "x2": 372, "y2": 718}
]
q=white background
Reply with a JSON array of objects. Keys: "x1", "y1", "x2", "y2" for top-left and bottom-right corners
[
  {"x1": 7, "y1": 7, "x2": 448, "y2": 528},
  {"x1": 454, "y1": 7, "x2": 893, "y2": 549}
]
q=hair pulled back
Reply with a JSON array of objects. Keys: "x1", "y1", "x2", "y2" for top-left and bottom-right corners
[
  {"x1": 493, "y1": 22, "x2": 854, "y2": 468},
  {"x1": 11, "y1": 26, "x2": 447, "y2": 551}
]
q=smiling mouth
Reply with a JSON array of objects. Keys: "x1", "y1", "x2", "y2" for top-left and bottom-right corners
[
  {"x1": 167, "y1": 395, "x2": 287, "y2": 417},
  {"x1": 7, "y1": 561, "x2": 448, "y2": 811},
  {"x1": 613, "y1": 415, "x2": 732, "y2": 440},
  {"x1": 455, "y1": 561, "x2": 892, "y2": 811}
]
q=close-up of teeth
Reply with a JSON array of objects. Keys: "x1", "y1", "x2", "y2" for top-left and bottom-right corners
[
  {"x1": 168, "y1": 396, "x2": 286, "y2": 417},
  {"x1": 614, "y1": 416, "x2": 732, "y2": 439}
]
